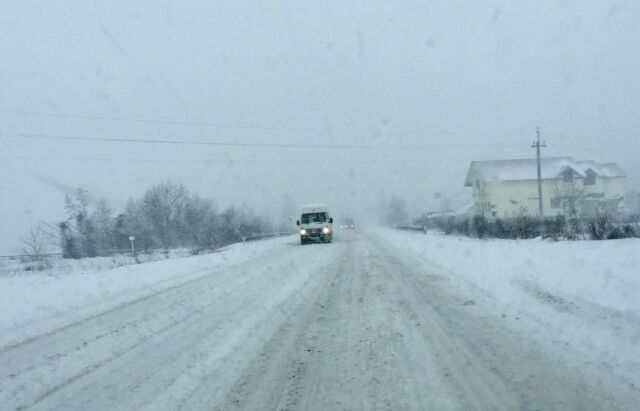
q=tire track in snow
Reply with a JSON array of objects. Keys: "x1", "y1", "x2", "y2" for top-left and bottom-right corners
[
  {"x1": 1, "y1": 242, "x2": 333, "y2": 411},
  {"x1": 369, "y1": 232, "x2": 627, "y2": 410}
]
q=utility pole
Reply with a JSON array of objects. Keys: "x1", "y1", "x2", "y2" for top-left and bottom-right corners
[{"x1": 532, "y1": 126, "x2": 547, "y2": 222}]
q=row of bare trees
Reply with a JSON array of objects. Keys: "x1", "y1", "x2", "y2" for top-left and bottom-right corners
[{"x1": 48, "y1": 181, "x2": 274, "y2": 259}]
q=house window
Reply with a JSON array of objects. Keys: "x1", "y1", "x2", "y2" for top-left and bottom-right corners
[
  {"x1": 550, "y1": 198, "x2": 562, "y2": 209},
  {"x1": 562, "y1": 169, "x2": 574, "y2": 182},
  {"x1": 584, "y1": 169, "x2": 596, "y2": 185}
]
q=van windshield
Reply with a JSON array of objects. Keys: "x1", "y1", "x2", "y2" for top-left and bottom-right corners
[{"x1": 301, "y1": 213, "x2": 327, "y2": 224}]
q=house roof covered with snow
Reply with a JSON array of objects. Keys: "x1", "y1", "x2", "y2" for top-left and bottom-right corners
[
  {"x1": 464, "y1": 157, "x2": 625, "y2": 186},
  {"x1": 575, "y1": 161, "x2": 625, "y2": 178}
]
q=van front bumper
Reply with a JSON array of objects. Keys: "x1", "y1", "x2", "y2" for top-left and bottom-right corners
[{"x1": 300, "y1": 228, "x2": 331, "y2": 242}]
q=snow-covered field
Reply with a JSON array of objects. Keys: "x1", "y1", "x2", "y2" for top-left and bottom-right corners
[
  {"x1": 0, "y1": 236, "x2": 294, "y2": 348},
  {"x1": 381, "y1": 229, "x2": 640, "y2": 389}
]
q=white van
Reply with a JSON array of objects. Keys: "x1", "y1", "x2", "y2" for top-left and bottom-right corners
[{"x1": 296, "y1": 204, "x2": 333, "y2": 244}]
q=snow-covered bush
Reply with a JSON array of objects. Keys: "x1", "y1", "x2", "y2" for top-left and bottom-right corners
[{"x1": 421, "y1": 213, "x2": 640, "y2": 241}]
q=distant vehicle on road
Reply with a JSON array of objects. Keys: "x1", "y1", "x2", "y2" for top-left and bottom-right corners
[
  {"x1": 296, "y1": 204, "x2": 333, "y2": 245},
  {"x1": 342, "y1": 217, "x2": 355, "y2": 229}
]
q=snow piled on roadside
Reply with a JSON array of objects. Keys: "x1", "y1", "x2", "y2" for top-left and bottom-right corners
[
  {"x1": 380, "y1": 229, "x2": 640, "y2": 386},
  {"x1": 0, "y1": 248, "x2": 195, "y2": 278},
  {"x1": 0, "y1": 236, "x2": 295, "y2": 348}
]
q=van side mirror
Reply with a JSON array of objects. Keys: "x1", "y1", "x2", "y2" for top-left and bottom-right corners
[
  {"x1": 296, "y1": 220, "x2": 300, "y2": 226},
  {"x1": 329, "y1": 218, "x2": 333, "y2": 224}
]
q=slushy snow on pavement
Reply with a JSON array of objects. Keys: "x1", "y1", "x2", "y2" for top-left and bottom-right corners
[{"x1": 381, "y1": 228, "x2": 640, "y2": 389}]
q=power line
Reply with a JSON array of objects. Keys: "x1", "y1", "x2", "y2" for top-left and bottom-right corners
[
  {"x1": 0, "y1": 154, "x2": 479, "y2": 164},
  {"x1": 0, "y1": 109, "x2": 359, "y2": 133},
  {"x1": 0, "y1": 109, "x2": 524, "y2": 136},
  {"x1": 2, "y1": 131, "x2": 634, "y2": 159},
  {"x1": 0, "y1": 131, "x2": 522, "y2": 150},
  {"x1": 0, "y1": 131, "x2": 366, "y2": 149}
]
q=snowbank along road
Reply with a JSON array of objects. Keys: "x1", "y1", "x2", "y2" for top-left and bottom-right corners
[{"x1": 1, "y1": 230, "x2": 637, "y2": 410}]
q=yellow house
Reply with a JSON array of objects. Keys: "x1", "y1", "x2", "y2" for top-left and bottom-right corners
[{"x1": 464, "y1": 157, "x2": 625, "y2": 218}]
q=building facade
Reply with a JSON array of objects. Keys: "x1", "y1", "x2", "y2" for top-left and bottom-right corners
[{"x1": 464, "y1": 157, "x2": 625, "y2": 218}]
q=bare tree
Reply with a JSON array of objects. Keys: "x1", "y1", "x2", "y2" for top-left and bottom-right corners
[
  {"x1": 183, "y1": 194, "x2": 214, "y2": 248},
  {"x1": 92, "y1": 198, "x2": 115, "y2": 255},
  {"x1": 62, "y1": 188, "x2": 99, "y2": 258},
  {"x1": 140, "y1": 181, "x2": 189, "y2": 249},
  {"x1": 65, "y1": 188, "x2": 90, "y2": 221},
  {"x1": 21, "y1": 223, "x2": 51, "y2": 262},
  {"x1": 552, "y1": 179, "x2": 583, "y2": 217}
]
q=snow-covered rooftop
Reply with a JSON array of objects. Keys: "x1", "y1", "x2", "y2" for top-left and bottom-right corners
[
  {"x1": 575, "y1": 161, "x2": 625, "y2": 178},
  {"x1": 464, "y1": 157, "x2": 625, "y2": 186}
]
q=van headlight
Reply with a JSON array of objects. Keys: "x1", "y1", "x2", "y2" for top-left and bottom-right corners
[
  {"x1": 300, "y1": 229, "x2": 307, "y2": 235},
  {"x1": 322, "y1": 227, "x2": 331, "y2": 234}
]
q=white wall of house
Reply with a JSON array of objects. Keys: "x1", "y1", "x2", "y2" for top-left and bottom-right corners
[
  {"x1": 471, "y1": 176, "x2": 625, "y2": 218},
  {"x1": 473, "y1": 180, "x2": 534, "y2": 217},
  {"x1": 601, "y1": 177, "x2": 625, "y2": 200}
]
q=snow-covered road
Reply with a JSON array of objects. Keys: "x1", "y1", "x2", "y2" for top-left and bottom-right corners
[{"x1": 1, "y1": 231, "x2": 637, "y2": 410}]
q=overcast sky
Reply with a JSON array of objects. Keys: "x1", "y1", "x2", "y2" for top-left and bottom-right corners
[{"x1": 1, "y1": 0, "x2": 639, "y2": 253}]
